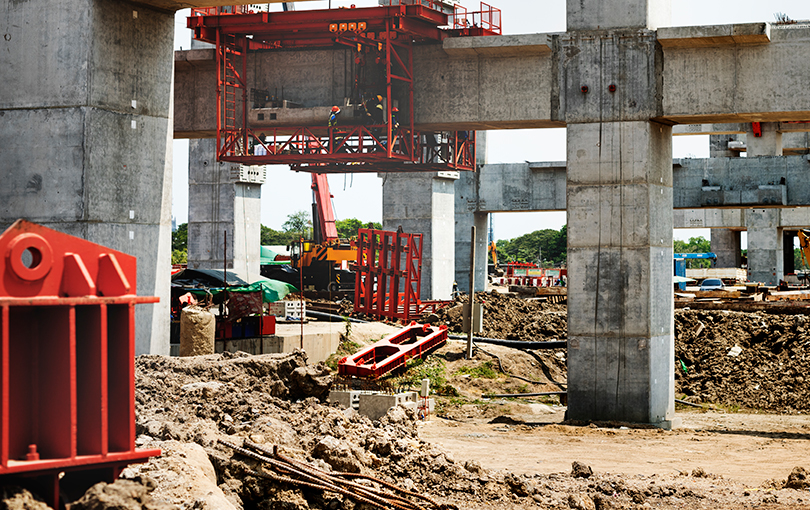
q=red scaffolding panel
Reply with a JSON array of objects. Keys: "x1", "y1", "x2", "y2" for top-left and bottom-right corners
[{"x1": 353, "y1": 228, "x2": 451, "y2": 322}]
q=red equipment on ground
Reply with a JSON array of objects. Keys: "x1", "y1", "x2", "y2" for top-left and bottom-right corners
[
  {"x1": 186, "y1": 2, "x2": 501, "y2": 173},
  {"x1": 0, "y1": 220, "x2": 160, "y2": 507},
  {"x1": 338, "y1": 322, "x2": 447, "y2": 378},
  {"x1": 353, "y1": 228, "x2": 450, "y2": 322}
]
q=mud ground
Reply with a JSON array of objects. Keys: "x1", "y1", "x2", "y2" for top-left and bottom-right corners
[{"x1": 3, "y1": 291, "x2": 810, "y2": 509}]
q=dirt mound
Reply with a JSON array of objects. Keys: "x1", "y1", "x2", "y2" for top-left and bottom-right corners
[
  {"x1": 675, "y1": 309, "x2": 810, "y2": 412},
  {"x1": 426, "y1": 292, "x2": 567, "y2": 340}
]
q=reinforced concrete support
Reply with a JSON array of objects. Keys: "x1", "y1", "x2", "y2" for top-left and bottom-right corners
[
  {"x1": 710, "y1": 229, "x2": 742, "y2": 268},
  {"x1": 455, "y1": 133, "x2": 489, "y2": 293},
  {"x1": 566, "y1": 121, "x2": 676, "y2": 427},
  {"x1": 382, "y1": 173, "x2": 457, "y2": 300},
  {"x1": 0, "y1": 0, "x2": 173, "y2": 355},
  {"x1": 187, "y1": 139, "x2": 262, "y2": 277},
  {"x1": 746, "y1": 209, "x2": 784, "y2": 285}
]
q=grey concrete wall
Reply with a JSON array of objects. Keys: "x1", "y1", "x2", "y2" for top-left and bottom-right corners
[
  {"x1": 710, "y1": 229, "x2": 742, "y2": 268},
  {"x1": 661, "y1": 25, "x2": 810, "y2": 124},
  {"x1": 382, "y1": 173, "x2": 457, "y2": 300},
  {"x1": 747, "y1": 209, "x2": 784, "y2": 285},
  {"x1": 175, "y1": 26, "x2": 810, "y2": 138},
  {"x1": 187, "y1": 139, "x2": 262, "y2": 277},
  {"x1": 0, "y1": 0, "x2": 173, "y2": 355}
]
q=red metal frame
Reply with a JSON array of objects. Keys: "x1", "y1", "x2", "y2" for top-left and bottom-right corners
[
  {"x1": 0, "y1": 220, "x2": 160, "y2": 508},
  {"x1": 353, "y1": 228, "x2": 452, "y2": 321},
  {"x1": 187, "y1": 4, "x2": 488, "y2": 173},
  {"x1": 451, "y1": 2, "x2": 502, "y2": 35},
  {"x1": 338, "y1": 322, "x2": 447, "y2": 379}
]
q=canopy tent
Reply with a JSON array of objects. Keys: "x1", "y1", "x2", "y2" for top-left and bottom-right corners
[{"x1": 171, "y1": 268, "x2": 297, "y2": 303}]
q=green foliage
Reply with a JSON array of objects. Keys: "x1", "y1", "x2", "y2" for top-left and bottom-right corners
[
  {"x1": 172, "y1": 223, "x2": 188, "y2": 252},
  {"x1": 335, "y1": 218, "x2": 382, "y2": 239},
  {"x1": 325, "y1": 338, "x2": 362, "y2": 372},
  {"x1": 454, "y1": 361, "x2": 498, "y2": 379},
  {"x1": 389, "y1": 355, "x2": 458, "y2": 396},
  {"x1": 261, "y1": 225, "x2": 298, "y2": 246},
  {"x1": 496, "y1": 225, "x2": 567, "y2": 266},
  {"x1": 674, "y1": 236, "x2": 713, "y2": 268},
  {"x1": 795, "y1": 248, "x2": 810, "y2": 271},
  {"x1": 171, "y1": 249, "x2": 187, "y2": 264},
  {"x1": 282, "y1": 211, "x2": 313, "y2": 238}
]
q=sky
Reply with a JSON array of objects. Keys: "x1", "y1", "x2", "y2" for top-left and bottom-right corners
[{"x1": 171, "y1": 0, "x2": 810, "y2": 244}]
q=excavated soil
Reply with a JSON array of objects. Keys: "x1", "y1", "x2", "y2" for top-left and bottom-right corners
[{"x1": 3, "y1": 292, "x2": 810, "y2": 509}]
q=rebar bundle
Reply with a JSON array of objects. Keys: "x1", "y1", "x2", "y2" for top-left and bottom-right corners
[{"x1": 218, "y1": 439, "x2": 454, "y2": 510}]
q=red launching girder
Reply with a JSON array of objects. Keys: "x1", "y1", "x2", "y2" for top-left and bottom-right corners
[
  {"x1": 353, "y1": 228, "x2": 452, "y2": 322},
  {"x1": 186, "y1": 4, "x2": 490, "y2": 173},
  {"x1": 0, "y1": 220, "x2": 160, "y2": 508},
  {"x1": 311, "y1": 173, "x2": 338, "y2": 244},
  {"x1": 338, "y1": 322, "x2": 447, "y2": 379}
]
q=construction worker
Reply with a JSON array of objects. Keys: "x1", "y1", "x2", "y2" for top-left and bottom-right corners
[
  {"x1": 328, "y1": 106, "x2": 341, "y2": 153},
  {"x1": 391, "y1": 106, "x2": 399, "y2": 130},
  {"x1": 328, "y1": 105, "x2": 341, "y2": 127}
]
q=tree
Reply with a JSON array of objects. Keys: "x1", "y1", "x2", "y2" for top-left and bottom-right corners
[
  {"x1": 172, "y1": 223, "x2": 188, "y2": 252},
  {"x1": 495, "y1": 225, "x2": 567, "y2": 266},
  {"x1": 261, "y1": 225, "x2": 297, "y2": 246},
  {"x1": 335, "y1": 218, "x2": 382, "y2": 239},
  {"x1": 171, "y1": 223, "x2": 188, "y2": 264},
  {"x1": 282, "y1": 211, "x2": 312, "y2": 238},
  {"x1": 673, "y1": 236, "x2": 712, "y2": 268}
]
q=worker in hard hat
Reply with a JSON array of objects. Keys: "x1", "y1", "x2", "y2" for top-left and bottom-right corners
[
  {"x1": 328, "y1": 105, "x2": 341, "y2": 127},
  {"x1": 391, "y1": 106, "x2": 399, "y2": 130},
  {"x1": 328, "y1": 106, "x2": 341, "y2": 153}
]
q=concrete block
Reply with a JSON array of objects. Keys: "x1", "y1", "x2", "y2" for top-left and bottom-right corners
[
  {"x1": 657, "y1": 23, "x2": 770, "y2": 48},
  {"x1": 443, "y1": 34, "x2": 552, "y2": 58},
  {"x1": 561, "y1": 32, "x2": 663, "y2": 123},
  {"x1": 566, "y1": 0, "x2": 671, "y2": 30},
  {"x1": 358, "y1": 392, "x2": 418, "y2": 422}
]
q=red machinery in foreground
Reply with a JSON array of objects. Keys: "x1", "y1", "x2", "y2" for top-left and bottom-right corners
[
  {"x1": 187, "y1": 2, "x2": 501, "y2": 173},
  {"x1": 0, "y1": 220, "x2": 160, "y2": 507},
  {"x1": 338, "y1": 322, "x2": 447, "y2": 378},
  {"x1": 353, "y1": 228, "x2": 450, "y2": 321}
]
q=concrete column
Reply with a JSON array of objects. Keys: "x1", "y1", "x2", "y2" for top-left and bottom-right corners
[
  {"x1": 710, "y1": 229, "x2": 742, "y2": 268},
  {"x1": 746, "y1": 122, "x2": 783, "y2": 156},
  {"x1": 746, "y1": 209, "x2": 783, "y2": 285},
  {"x1": 567, "y1": 121, "x2": 675, "y2": 426},
  {"x1": 0, "y1": 0, "x2": 173, "y2": 355},
  {"x1": 709, "y1": 134, "x2": 742, "y2": 158},
  {"x1": 455, "y1": 132, "x2": 488, "y2": 293},
  {"x1": 187, "y1": 139, "x2": 262, "y2": 278},
  {"x1": 564, "y1": 0, "x2": 675, "y2": 427},
  {"x1": 382, "y1": 173, "x2": 456, "y2": 300}
]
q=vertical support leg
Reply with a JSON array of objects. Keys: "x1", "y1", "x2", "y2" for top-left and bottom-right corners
[{"x1": 566, "y1": 121, "x2": 677, "y2": 428}]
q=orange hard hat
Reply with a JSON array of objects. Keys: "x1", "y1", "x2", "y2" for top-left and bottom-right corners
[
  {"x1": 392, "y1": 107, "x2": 399, "y2": 112},
  {"x1": 331, "y1": 106, "x2": 340, "y2": 112},
  {"x1": 376, "y1": 95, "x2": 383, "y2": 101}
]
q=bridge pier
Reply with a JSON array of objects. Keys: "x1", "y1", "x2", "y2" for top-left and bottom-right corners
[
  {"x1": 710, "y1": 229, "x2": 743, "y2": 268},
  {"x1": 187, "y1": 139, "x2": 262, "y2": 277},
  {"x1": 0, "y1": 0, "x2": 173, "y2": 355}
]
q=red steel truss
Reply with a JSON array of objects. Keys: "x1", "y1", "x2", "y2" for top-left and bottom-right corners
[
  {"x1": 0, "y1": 220, "x2": 160, "y2": 508},
  {"x1": 187, "y1": 2, "x2": 499, "y2": 173},
  {"x1": 353, "y1": 228, "x2": 451, "y2": 322},
  {"x1": 338, "y1": 322, "x2": 448, "y2": 379}
]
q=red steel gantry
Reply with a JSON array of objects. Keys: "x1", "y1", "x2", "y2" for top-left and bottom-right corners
[{"x1": 187, "y1": 2, "x2": 501, "y2": 173}]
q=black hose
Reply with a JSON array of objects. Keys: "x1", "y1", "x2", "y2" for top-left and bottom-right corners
[
  {"x1": 306, "y1": 310, "x2": 368, "y2": 323},
  {"x1": 304, "y1": 310, "x2": 567, "y2": 349},
  {"x1": 448, "y1": 334, "x2": 566, "y2": 350}
]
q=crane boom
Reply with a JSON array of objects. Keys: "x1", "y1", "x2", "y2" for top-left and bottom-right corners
[{"x1": 311, "y1": 173, "x2": 338, "y2": 244}]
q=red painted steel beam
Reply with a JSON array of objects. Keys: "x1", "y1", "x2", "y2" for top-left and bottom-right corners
[{"x1": 338, "y1": 323, "x2": 447, "y2": 378}]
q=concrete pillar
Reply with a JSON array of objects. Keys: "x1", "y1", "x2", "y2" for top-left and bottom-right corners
[
  {"x1": 746, "y1": 209, "x2": 783, "y2": 285},
  {"x1": 709, "y1": 134, "x2": 742, "y2": 158},
  {"x1": 187, "y1": 139, "x2": 262, "y2": 278},
  {"x1": 564, "y1": 0, "x2": 676, "y2": 427},
  {"x1": 382, "y1": 173, "x2": 457, "y2": 300},
  {"x1": 455, "y1": 133, "x2": 488, "y2": 293},
  {"x1": 710, "y1": 229, "x2": 742, "y2": 268},
  {"x1": 0, "y1": 0, "x2": 173, "y2": 355},
  {"x1": 746, "y1": 122, "x2": 783, "y2": 156}
]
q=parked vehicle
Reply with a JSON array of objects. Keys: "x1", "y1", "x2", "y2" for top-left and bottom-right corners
[{"x1": 700, "y1": 278, "x2": 724, "y2": 291}]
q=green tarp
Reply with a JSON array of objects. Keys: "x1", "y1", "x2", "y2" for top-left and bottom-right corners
[{"x1": 261, "y1": 246, "x2": 288, "y2": 265}]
